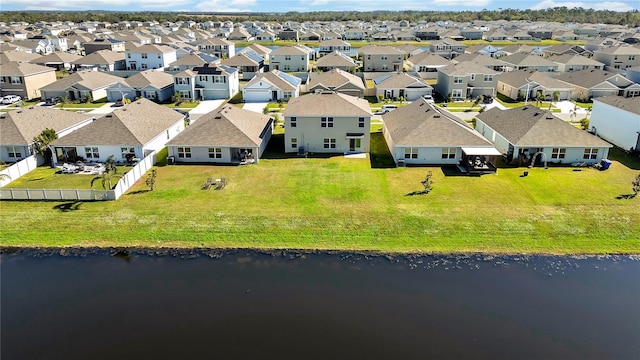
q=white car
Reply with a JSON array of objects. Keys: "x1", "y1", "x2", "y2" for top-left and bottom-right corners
[{"x1": 2, "y1": 95, "x2": 21, "y2": 104}]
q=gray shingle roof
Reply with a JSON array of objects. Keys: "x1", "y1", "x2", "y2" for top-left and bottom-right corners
[
  {"x1": 553, "y1": 69, "x2": 629, "y2": 89},
  {"x1": 72, "y1": 50, "x2": 125, "y2": 65},
  {"x1": 0, "y1": 107, "x2": 94, "y2": 145},
  {"x1": 476, "y1": 106, "x2": 611, "y2": 147},
  {"x1": 40, "y1": 71, "x2": 126, "y2": 91},
  {"x1": 0, "y1": 61, "x2": 55, "y2": 76},
  {"x1": 166, "y1": 105, "x2": 272, "y2": 147},
  {"x1": 593, "y1": 95, "x2": 640, "y2": 116},
  {"x1": 52, "y1": 98, "x2": 183, "y2": 146},
  {"x1": 307, "y1": 68, "x2": 365, "y2": 90},
  {"x1": 125, "y1": 70, "x2": 174, "y2": 89},
  {"x1": 383, "y1": 98, "x2": 494, "y2": 147}
]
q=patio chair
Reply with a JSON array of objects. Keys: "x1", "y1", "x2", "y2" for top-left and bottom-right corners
[{"x1": 201, "y1": 177, "x2": 213, "y2": 190}]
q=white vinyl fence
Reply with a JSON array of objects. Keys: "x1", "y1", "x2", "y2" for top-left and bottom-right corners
[
  {"x1": 0, "y1": 151, "x2": 157, "y2": 201},
  {"x1": 0, "y1": 155, "x2": 40, "y2": 187}
]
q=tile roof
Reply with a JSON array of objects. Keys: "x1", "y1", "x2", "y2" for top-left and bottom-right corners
[
  {"x1": 283, "y1": 92, "x2": 371, "y2": 117},
  {"x1": 382, "y1": 99, "x2": 491, "y2": 147},
  {"x1": 476, "y1": 106, "x2": 611, "y2": 147},
  {"x1": 0, "y1": 106, "x2": 94, "y2": 145},
  {"x1": 167, "y1": 105, "x2": 272, "y2": 147},
  {"x1": 52, "y1": 98, "x2": 183, "y2": 146}
]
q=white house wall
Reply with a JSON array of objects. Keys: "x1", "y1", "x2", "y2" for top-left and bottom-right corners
[
  {"x1": 143, "y1": 119, "x2": 185, "y2": 154},
  {"x1": 284, "y1": 116, "x2": 371, "y2": 153},
  {"x1": 393, "y1": 146, "x2": 460, "y2": 165},
  {"x1": 591, "y1": 101, "x2": 640, "y2": 151}
]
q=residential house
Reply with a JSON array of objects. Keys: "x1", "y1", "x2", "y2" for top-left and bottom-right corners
[
  {"x1": 554, "y1": 69, "x2": 640, "y2": 100},
  {"x1": 83, "y1": 38, "x2": 125, "y2": 55},
  {"x1": 50, "y1": 98, "x2": 185, "y2": 163},
  {"x1": 483, "y1": 28, "x2": 509, "y2": 42},
  {"x1": 39, "y1": 71, "x2": 126, "y2": 102},
  {"x1": 307, "y1": 69, "x2": 366, "y2": 98},
  {"x1": 255, "y1": 30, "x2": 276, "y2": 41},
  {"x1": 10, "y1": 39, "x2": 53, "y2": 54},
  {"x1": 282, "y1": 92, "x2": 372, "y2": 154},
  {"x1": 496, "y1": 69, "x2": 574, "y2": 102},
  {"x1": 374, "y1": 72, "x2": 433, "y2": 101},
  {"x1": 166, "y1": 105, "x2": 273, "y2": 164},
  {"x1": 242, "y1": 69, "x2": 301, "y2": 102},
  {"x1": 344, "y1": 29, "x2": 367, "y2": 40},
  {"x1": 475, "y1": 106, "x2": 611, "y2": 165},
  {"x1": 406, "y1": 52, "x2": 452, "y2": 80},
  {"x1": 300, "y1": 30, "x2": 322, "y2": 42},
  {"x1": 461, "y1": 28, "x2": 484, "y2": 40},
  {"x1": 415, "y1": 26, "x2": 445, "y2": 40},
  {"x1": 584, "y1": 38, "x2": 621, "y2": 52},
  {"x1": 590, "y1": 96, "x2": 640, "y2": 152},
  {"x1": 0, "y1": 106, "x2": 95, "y2": 163},
  {"x1": 32, "y1": 52, "x2": 82, "y2": 71},
  {"x1": 173, "y1": 64, "x2": 239, "y2": 101},
  {"x1": 197, "y1": 38, "x2": 235, "y2": 59},
  {"x1": 429, "y1": 39, "x2": 466, "y2": 59},
  {"x1": 125, "y1": 44, "x2": 177, "y2": 70},
  {"x1": 238, "y1": 44, "x2": 272, "y2": 63},
  {"x1": 435, "y1": 62, "x2": 499, "y2": 100},
  {"x1": 466, "y1": 44, "x2": 503, "y2": 58},
  {"x1": 542, "y1": 44, "x2": 591, "y2": 57},
  {"x1": 451, "y1": 53, "x2": 508, "y2": 72},
  {"x1": 499, "y1": 53, "x2": 559, "y2": 72},
  {"x1": 106, "y1": 70, "x2": 174, "y2": 102},
  {"x1": 270, "y1": 45, "x2": 311, "y2": 72},
  {"x1": 0, "y1": 50, "x2": 41, "y2": 64},
  {"x1": 72, "y1": 50, "x2": 127, "y2": 71},
  {"x1": 222, "y1": 51, "x2": 265, "y2": 79},
  {"x1": 167, "y1": 52, "x2": 220, "y2": 72},
  {"x1": 593, "y1": 46, "x2": 640, "y2": 71},
  {"x1": 382, "y1": 98, "x2": 500, "y2": 171},
  {"x1": 549, "y1": 54, "x2": 604, "y2": 72},
  {"x1": 227, "y1": 27, "x2": 253, "y2": 41},
  {"x1": 358, "y1": 45, "x2": 404, "y2": 72},
  {"x1": 279, "y1": 29, "x2": 299, "y2": 41},
  {"x1": 0, "y1": 62, "x2": 56, "y2": 100},
  {"x1": 314, "y1": 51, "x2": 358, "y2": 72},
  {"x1": 318, "y1": 39, "x2": 351, "y2": 54},
  {"x1": 500, "y1": 44, "x2": 544, "y2": 57}
]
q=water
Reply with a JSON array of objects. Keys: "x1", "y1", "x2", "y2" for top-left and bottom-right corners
[{"x1": 2, "y1": 250, "x2": 639, "y2": 359}]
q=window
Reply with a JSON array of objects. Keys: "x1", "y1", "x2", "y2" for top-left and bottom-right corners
[
  {"x1": 441, "y1": 147, "x2": 456, "y2": 159},
  {"x1": 283, "y1": 65, "x2": 291, "y2": 71},
  {"x1": 176, "y1": 77, "x2": 190, "y2": 85},
  {"x1": 157, "y1": 54, "x2": 161, "y2": 59},
  {"x1": 452, "y1": 89, "x2": 463, "y2": 98},
  {"x1": 323, "y1": 138, "x2": 336, "y2": 149},
  {"x1": 630, "y1": 55, "x2": 636, "y2": 60},
  {"x1": 470, "y1": 74, "x2": 476, "y2": 81},
  {"x1": 199, "y1": 75, "x2": 208, "y2": 82},
  {"x1": 214, "y1": 76, "x2": 226, "y2": 83},
  {"x1": 290, "y1": 117, "x2": 296, "y2": 127},
  {"x1": 284, "y1": 92, "x2": 292, "y2": 100},
  {"x1": 381, "y1": 55, "x2": 388, "y2": 60},
  {"x1": 127, "y1": 53, "x2": 131, "y2": 59},
  {"x1": 583, "y1": 148, "x2": 598, "y2": 160},
  {"x1": 177, "y1": 147, "x2": 191, "y2": 158},
  {"x1": 142, "y1": 53, "x2": 148, "y2": 59},
  {"x1": 208, "y1": 147, "x2": 222, "y2": 159},
  {"x1": 404, "y1": 147, "x2": 418, "y2": 159},
  {"x1": 285, "y1": 55, "x2": 291, "y2": 60},
  {"x1": 6, "y1": 146, "x2": 21, "y2": 158},
  {"x1": 121, "y1": 147, "x2": 135, "y2": 159},
  {"x1": 10, "y1": 77, "x2": 21, "y2": 84},
  {"x1": 551, "y1": 148, "x2": 566, "y2": 159},
  {"x1": 358, "y1": 117, "x2": 365, "y2": 128},
  {"x1": 453, "y1": 76, "x2": 463, "y2": 84},
  {"x1": 321, "y1": 117, "x2": 333, "y2": 128},
  {"x1": 141, "y1": 63, "x2": 148, "y2": 69},
  {"x1": 483, "y1": 74, "x2": 493, "y2": 82},
  {"x1": 85, "y1": 147, "x2": 99, "y2": 159},
  {"x1": 291, "y1": 138, "x2": 298, "y2": 149}
]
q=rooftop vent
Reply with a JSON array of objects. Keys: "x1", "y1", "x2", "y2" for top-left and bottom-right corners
[
  {"x1": 106, "y1": 114, "x2": 113, "y2": 118},
  {"x1": 433, "y1": 114, "x2": 440, "y2": 118}
]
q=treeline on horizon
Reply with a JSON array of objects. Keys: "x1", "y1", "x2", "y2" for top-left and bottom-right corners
[{"x1": 1, "y1": 8, "x2": 639, "y2": 27}]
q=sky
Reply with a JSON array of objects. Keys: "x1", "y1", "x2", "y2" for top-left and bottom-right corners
[{"x1": 0, "y1": 0, "x2": 637, "y2": 13}]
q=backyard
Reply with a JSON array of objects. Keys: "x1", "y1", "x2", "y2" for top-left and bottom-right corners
[{"x1": 1, "y1": 137, "x2": 639, "y2": 254}]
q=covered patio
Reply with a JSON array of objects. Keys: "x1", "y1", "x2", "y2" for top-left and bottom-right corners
[{"x1": 458, "y1": 147, "x2": 501, "y2": 175}]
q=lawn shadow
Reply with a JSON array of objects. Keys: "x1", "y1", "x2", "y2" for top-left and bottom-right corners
[
  {"x1": 405, "y1": 190, "x2": 430, "y2": 196},
  {"x1": 607, "y1": 147, "x2": 640, "y2": 170},
  {"x1": 616, "y1": 193, "x2": 637, "y2": 200},
  {"x1": 440, "y1": 165, "x2": 468, "y2": 177},
  {"x1": 127, "y1": 189, "x2": 150, "y2": 195},
  {"x1": 370, "y1": 133, "x2": 396, "y2": 168},
  {"x1": 53, "y1": 201, "x2": 83, "y2": 212}
]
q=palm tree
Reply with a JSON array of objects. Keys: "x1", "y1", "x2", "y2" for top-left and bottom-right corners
[
  {"x1": 471, "y1": 96, "x2": 481, "y2": 109},
  {"x1": 535, "y1": 91, "x2": 544, "y2": 107},
  {"x1": 90, "y1": 155, "x2": 121, "y2": 190},
  {"x1": 32, "y1": 128, "x2": 58, "y2": 164}
]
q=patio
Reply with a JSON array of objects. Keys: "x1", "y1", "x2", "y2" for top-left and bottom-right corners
[{"x1": 59, "y1": 162, "x2": 105, "y2": 175}]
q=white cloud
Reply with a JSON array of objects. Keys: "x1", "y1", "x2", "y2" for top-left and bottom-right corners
[
  {"x1": 196, "y1": 0, "x2": 257, "y2": 12},
  {"x1": 530, "y1": 0, "x2": 635, "y2": 11}
]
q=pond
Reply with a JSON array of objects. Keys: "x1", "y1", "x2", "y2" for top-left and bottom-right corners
[{"x1": 1, "y1": 250, "x2": 638, "y2": 359}]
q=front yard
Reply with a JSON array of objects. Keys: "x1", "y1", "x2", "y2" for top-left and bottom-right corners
[{"x1": 1, "y1": 139, "x2": 639, "y2": 254}]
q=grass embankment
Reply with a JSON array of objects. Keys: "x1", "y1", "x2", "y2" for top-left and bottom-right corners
[{"x1": 1, "y1": 141, "x2": 639, "y2": 254}]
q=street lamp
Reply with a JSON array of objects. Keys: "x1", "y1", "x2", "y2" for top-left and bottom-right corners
[{"x1": 524, "y1": 81, "x2": 531, "y2": 105}]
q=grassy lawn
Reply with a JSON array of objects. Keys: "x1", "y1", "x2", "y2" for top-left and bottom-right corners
[
  {"x1": 165, "y1": 101, "x2": 200, "y2": 109},
  {"x1": 54, "y1": 102, "x2": 105, "y2": 109},
  {"x1": 1, "y1": 136, "x2": 639, "y2": 254},
  {"x1": 4, "y1": 165, "x2": 133, "y2": 190}
]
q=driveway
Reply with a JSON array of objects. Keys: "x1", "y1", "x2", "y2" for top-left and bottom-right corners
[
  {"x1": 88, "y1": 103, "x2": 118, "y2": 115},
  {"x1": 242, "y1": 102, "x2": 269, "y2": 114},
  {"x1": 190, "y1": 100, "x2": 225, "y2": 115}
]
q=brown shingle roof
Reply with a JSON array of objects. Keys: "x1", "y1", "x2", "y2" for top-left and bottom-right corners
[
  {"x1": 593, "y1": 95, "x2": 640, "y2": 116},
  {"x1": 40, "y1": 71, "x2": 126, "y2": 91},
  {"x1": 283, "y1": 92, "x2": 371, "y2": 117},
  {"x1": 0, "y1": 107, "x2": 94, "y2": 145},
  {"x1": 167, "y1": 105, "x2": 272, "y2": 147},
  {"x1": 476, "y1": 106, "x2": 611, "y2": 147},
  {"x1": 52, "y1": 98, "x2": 183, "y2": 146},
  {"x1": 0, "y1": 61, "x2": 55, "y2": 76}
]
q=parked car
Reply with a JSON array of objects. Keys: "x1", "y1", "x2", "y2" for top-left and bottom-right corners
[
  {"x1": 422, "y1": 94, "x2": 434, "y2": 103},
  {"x1": 482, "y1": 95, "x2": 494, "y2": 104},
  {"x1": 46, "y1": 96, "x2": 61, "y2": 105},
  {"x1": 2, "y1": 95, "x2": 21, "y2": 104},
  {"x1": 113, "y1": 99, "x2": 125, "y2": 107},
  {"x1": 381, "y1": 104, "x2": 398, "y2": 113}
]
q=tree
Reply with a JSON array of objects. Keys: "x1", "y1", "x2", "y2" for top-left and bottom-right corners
[
  {"x1": 91, "y1": 155, "x2": 121, "y2": 190},
  {"x1": 85, "y1": 92, "x2": 93, "y2": 104},
  {"x1": 174, "y1": 91, "x2": 182, "y2": 104},
  {"x1": 535, "y1": 91, "x2": 544, "y2": 107},
  {"x1": 145, "y1": 169, "x2": 157, "y2": 191},
  {"x1": 552, "y1": 91, "x2": 560, "y2": 103},
  {"x1": 32, "y1": 128, "x2": 58, "y2": 164},
  {"x1": 472, "y1": 96, "x2": 481, "y2": 109},
  {"x1": 421, "y1": 171, "x2": 434, "y2": 194},
  {"x1": 580, "y1": 117, "x2": 590, "y2": 131},
  {"x1": 632, "y1": 174, "x2": 640, "y2": 197}
]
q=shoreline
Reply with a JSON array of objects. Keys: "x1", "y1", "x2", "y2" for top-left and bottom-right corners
[{"x1": 2, "y1": 246, "x2": 640, "y2": 258}]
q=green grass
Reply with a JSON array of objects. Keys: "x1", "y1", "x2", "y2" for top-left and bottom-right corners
[
  {"x1": 165, "y1": 101, "x2": 200, "y2": 109},
  {"x1": 1, "y1": 140, "x2": 639, "y2": 254},
  {"x1": 4, "y1": 165, "x2": 133, "y2": 190},
  {"x1": 54, "y1": 102, "x2": 104, "y2": 109}
]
